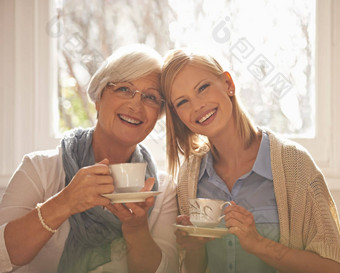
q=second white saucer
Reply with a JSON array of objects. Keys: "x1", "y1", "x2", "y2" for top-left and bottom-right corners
[{"x1": 174, "y1": 224, "x2": 229, "y2": 238}]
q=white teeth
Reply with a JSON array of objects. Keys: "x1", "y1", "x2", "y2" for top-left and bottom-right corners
[
  {"x1": 198, "y1": 109, "x2": 216, "y2": 124},
  {"x1": 119, "y1": 114, "x2": 142, "y2": 125}
]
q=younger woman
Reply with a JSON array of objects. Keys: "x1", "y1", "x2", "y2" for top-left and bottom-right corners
[{"x1": 160, "y1": 48, "x2": 340, "y2": 273}]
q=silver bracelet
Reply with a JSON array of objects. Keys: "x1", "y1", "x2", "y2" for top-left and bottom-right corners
[{"x1": 36, "y1": 203, "x2": 57, "y2": 233}]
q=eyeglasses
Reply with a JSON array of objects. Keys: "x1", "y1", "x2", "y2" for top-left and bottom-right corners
[{"x1": 106, "y1": 82, "x2": 164, "y2": 108}]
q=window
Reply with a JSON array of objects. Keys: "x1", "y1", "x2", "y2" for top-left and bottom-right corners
[
  {"x1": 54, "y1": 0, "x2": 317, "y2": 171},
  {"x1": 2, "y1": 0, "x2": 338, "y2": 189},
  {"x1": 57, "y1": 0, "x2": 315, "y2": 138},
  {"x1": 55, "y1": 0, "x2": 175, "y2": 132}
]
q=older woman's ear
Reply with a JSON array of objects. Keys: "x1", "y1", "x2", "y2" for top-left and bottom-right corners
[
  {"x1": 95, "y1": 99, "x2": 100, "y2": 111},
  {"x1": 95, "y1": 100, "x2": 100, "y2": 119}
]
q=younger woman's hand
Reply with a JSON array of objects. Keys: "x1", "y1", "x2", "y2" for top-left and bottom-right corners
[
  {"x1": 175, "y1": 215, "x2": 214, "y2": 251},
  {"x1": 176, "y1": 215, "x2": 192, "y2": 226},
  {"x1": 223, "y1": 201, "x2": 263, "y2": 254}
]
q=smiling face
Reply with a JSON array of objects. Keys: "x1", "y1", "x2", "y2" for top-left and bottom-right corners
[
  {"x1": 171, "y1": 64, "x2": 235, "y2": 140},
  {"x1": 95, "y1": 72, "x2": 161, "y2": 147}
]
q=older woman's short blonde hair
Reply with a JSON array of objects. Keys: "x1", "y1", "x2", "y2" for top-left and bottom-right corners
[
  {"x1": 87, "y1": 44, "x2": 164, "y2": 114},
  {"x1": 160, "y1": 48, "x2": 257, "y2": 176}
]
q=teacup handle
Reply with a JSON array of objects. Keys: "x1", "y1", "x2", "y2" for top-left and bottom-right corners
[
  {"x1": 218, "y1": 201, "x2": 232, "y2": 221},
  {"x1": 219, "y1": 201, "x2": 232, "y2": 209}
]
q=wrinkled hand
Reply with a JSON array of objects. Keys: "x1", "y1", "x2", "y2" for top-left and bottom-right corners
[
  {"x1": 175, "y1": 215, "x2": 214, "y2": 250},
  {"x1": 58, "y1": 159, "x2": 114, "y2": 216},
  {"x1": 223, "y1": 201, "x2": 263, "y2": 253},
  {"x1": 105, "y1": 177, "x2": 156, "y2": 232}
]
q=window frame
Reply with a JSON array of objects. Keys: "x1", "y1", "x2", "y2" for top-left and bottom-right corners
[{"x1": 292, "y1": 0, "x2": 340, "y2": 189}]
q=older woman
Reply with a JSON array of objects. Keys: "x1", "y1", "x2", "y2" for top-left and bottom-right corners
[
  {"x1": 0, "y1": 44, "x2": 178, "y2": 273},
  {"x1": 160, "y1": 48, "x2": 340, "y2": 273}
]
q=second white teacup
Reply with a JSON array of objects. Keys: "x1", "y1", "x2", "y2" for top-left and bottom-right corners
[
  {"x1": 189, "y1": 198, "x2": 232, "y2": 228},
  {"x1": 109, "y1": 162, "x2": 147, "y2": 193}
]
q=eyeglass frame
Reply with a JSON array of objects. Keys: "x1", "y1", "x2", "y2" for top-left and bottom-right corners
[{"x1": 105, "y1": 81, "x2": 165, "y2": 108}]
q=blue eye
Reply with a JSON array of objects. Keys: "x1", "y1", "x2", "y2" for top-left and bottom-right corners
[
  {"x1": 199, "y1": 83, "x2": 210, "y2": 92},
  {"x1": 144, "y1": 93, "x2": 157, "y2": 102},
  {"x1": 176, "y1": 99, "x2": 188, "y2": 108},
  {"x1": 116, "y1": 86, "x2": 131, "y2": 92}
]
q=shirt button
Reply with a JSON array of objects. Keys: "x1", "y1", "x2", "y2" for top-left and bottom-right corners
[
  {"x1": 229, "y1": 264, "x2": 233, "y2": 270},
  {"x1": 228, "y1": 240, "x2": 233, "y2": 247}
]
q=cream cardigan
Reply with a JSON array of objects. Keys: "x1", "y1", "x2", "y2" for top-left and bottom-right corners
[{"x1": 177, "y1": 130, "x2": 340, "y2": 271}]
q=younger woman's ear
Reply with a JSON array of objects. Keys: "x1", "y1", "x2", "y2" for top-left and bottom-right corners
[{"x1": 222, "y1": 71, "x2": 235, "y2": 90}]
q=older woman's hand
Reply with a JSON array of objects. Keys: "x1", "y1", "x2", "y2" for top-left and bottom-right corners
[
  {"x1": 57, "y1": 159, "x2": 114, "y2": 216},
  {"x1": 223, "y1": 201, "x2": 263, "y2": 254},
  {"x1": 105, "y1": 177, "x2": 156, "y2": 233}
]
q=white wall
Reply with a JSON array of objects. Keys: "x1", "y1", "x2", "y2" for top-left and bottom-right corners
[
  {"x1": 0, "y1": 0, "x2": 340, "y2": 213},
  {"x1": 327, "y1": 0, "x2": 340, "y2": 212}
]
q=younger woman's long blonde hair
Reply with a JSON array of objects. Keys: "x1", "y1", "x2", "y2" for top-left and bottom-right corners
[{"x1": 160, "y1": 48, "x2": 257, "y2": 177}]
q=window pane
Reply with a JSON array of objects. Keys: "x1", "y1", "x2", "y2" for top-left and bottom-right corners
[{"x1": 56, "y1": 0, "x2": 315, "y2": 138}]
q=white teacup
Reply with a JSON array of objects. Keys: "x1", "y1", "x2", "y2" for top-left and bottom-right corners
[
  {"x1": 189, "y1": 198, "x2": 232, "y2": 228},
  {"x1": 109, "y1": 162, "x2": 147, "y2": 193}
]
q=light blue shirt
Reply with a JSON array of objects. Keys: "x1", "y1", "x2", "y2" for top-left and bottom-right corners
[{"x1": 197, "y1": 131, "x2": 279, "y2": 273}]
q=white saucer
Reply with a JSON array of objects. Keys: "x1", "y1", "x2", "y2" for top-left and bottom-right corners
[
  {"x1": 174, "y1": 224, "x2": 229, "y2": 238},
  {"x1": 102, "y1": 191, "x2": 161, "y2": 203}
]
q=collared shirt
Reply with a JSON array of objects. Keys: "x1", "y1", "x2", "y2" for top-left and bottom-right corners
[
  {"x1": 0, "y1": 147, "x2": 179, "y2": 273},
  {"x1": 197, "y1": 131, "x2": 279, "y2": 273}
]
